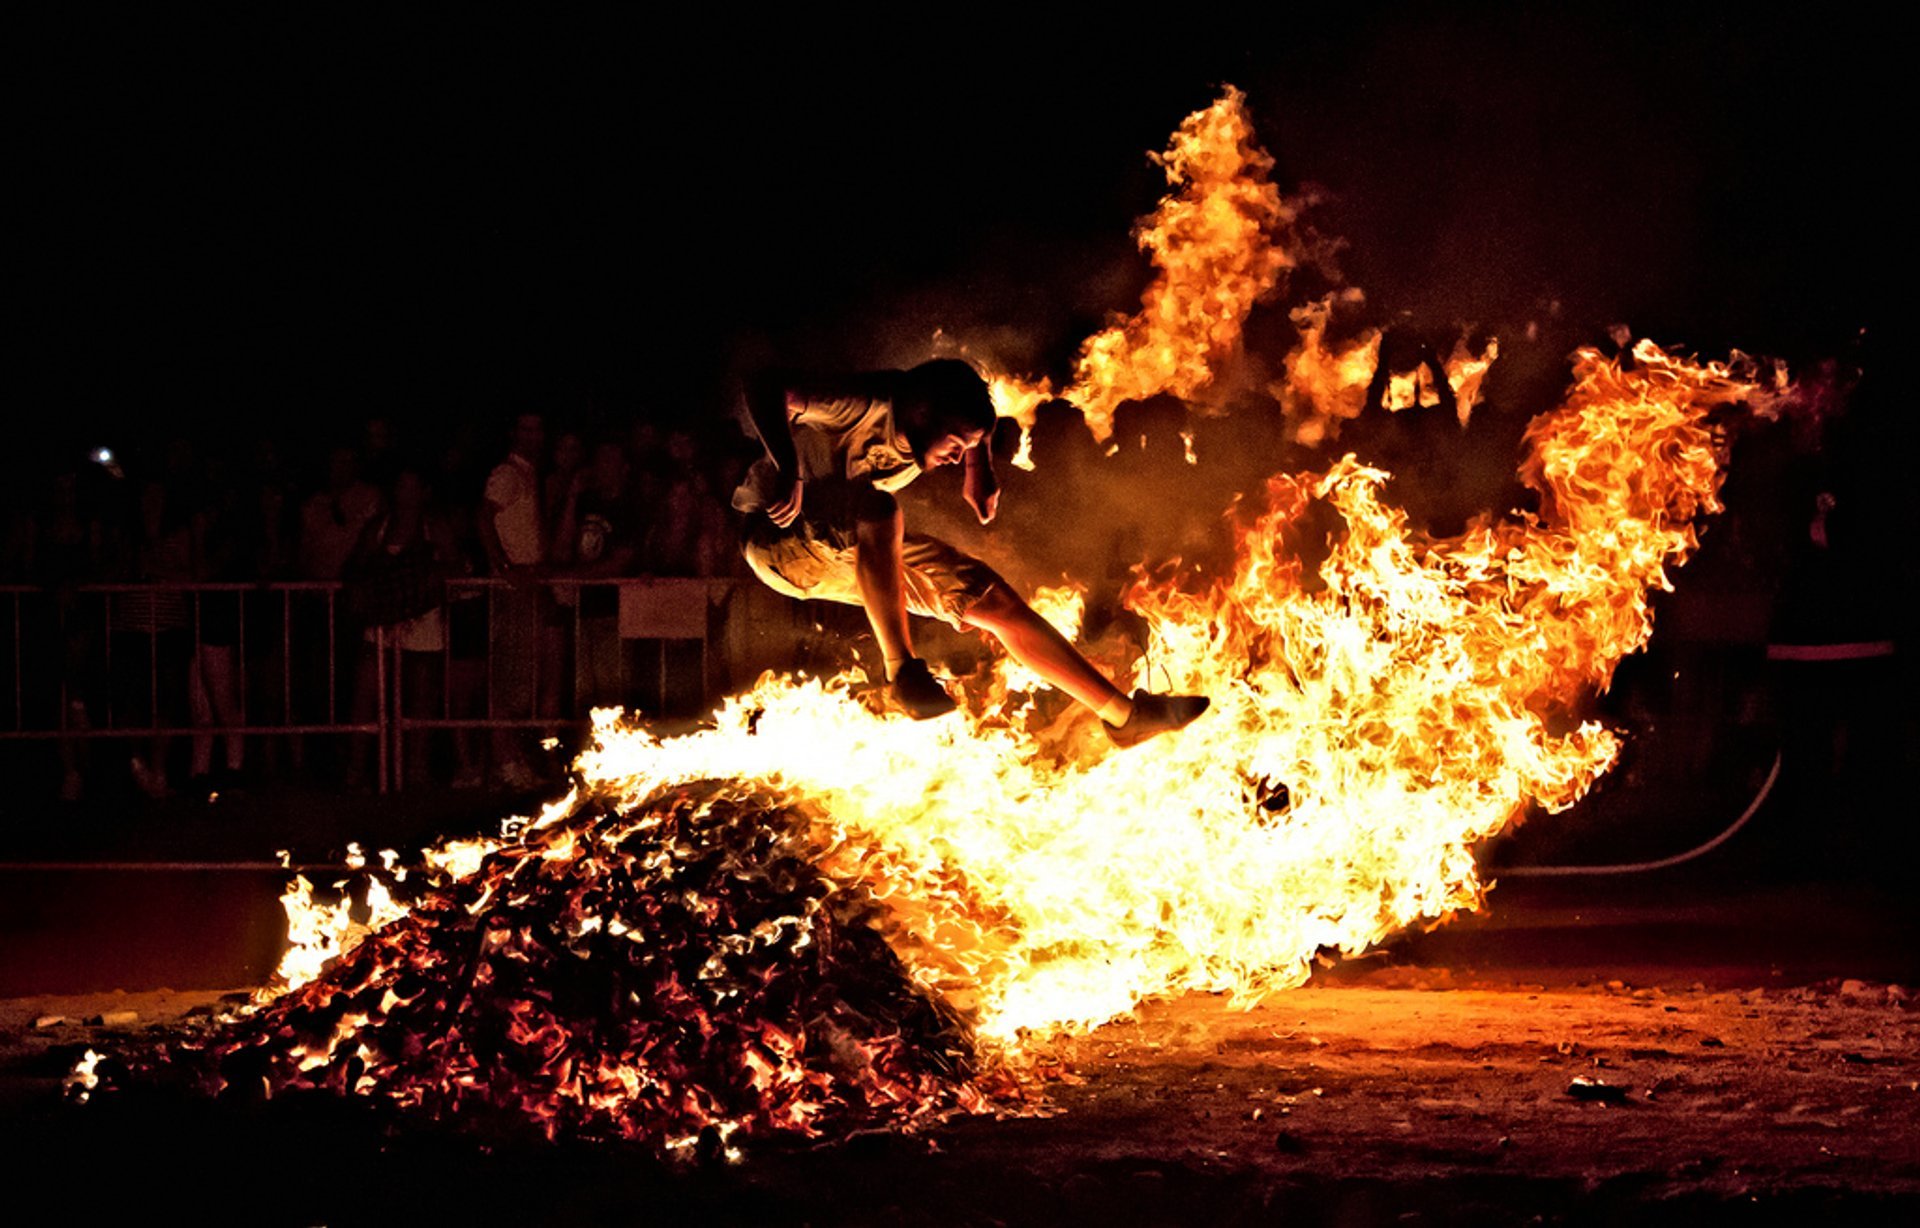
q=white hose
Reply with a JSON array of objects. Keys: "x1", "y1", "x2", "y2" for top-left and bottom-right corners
[
  {"x1": 1500, "y1": 749, "x2": 1781, "y2": 877},
  {"x1": 0, "y1": 753, "x2": 1785, "y2": 879}
]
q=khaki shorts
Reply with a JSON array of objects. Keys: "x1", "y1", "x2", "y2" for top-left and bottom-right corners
[{"x1": 742, "y1": 515, "x2": 1001, "y2": 630}]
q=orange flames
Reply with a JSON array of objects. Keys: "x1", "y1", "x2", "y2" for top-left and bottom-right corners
[
  {"x1": 1063, "y1": 85, "x2": 1300, "y2": 440},
  {"x1": 273, "y1": 337, "x2": 1759, "y2": 1054},
  {"x1": 975, "y1": 86, "x2": 1309, "y2": 457},
  {"x1": 258, "y1": 90, "x2": 1774, "y2": 1118}
]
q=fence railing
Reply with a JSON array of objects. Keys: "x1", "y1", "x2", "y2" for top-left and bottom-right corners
[{"x1": 0, "y1": 577, "x2": 736, "y2": 792}]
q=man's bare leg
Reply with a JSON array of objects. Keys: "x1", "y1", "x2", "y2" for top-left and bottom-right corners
[
  {"x1": 853, "y1": 494, "x2": 915, "y2": 681},
  {"x1": 852, "y1": 500, "x2": 1202, "y2": 741},
  {"x1": 854, "y1": 495, "x2": 955, "y2": 718},
  {"x1": 965, "y1": 580, "x2": 1209, "y2": 744},
  {"x1": 961, "y1": 582, "x2": 1132, "y2": 724}
]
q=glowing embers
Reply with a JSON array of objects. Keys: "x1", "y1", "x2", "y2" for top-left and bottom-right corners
[{"x1": 106, "y1": 786, "x2": 1000, "y2": 1151}]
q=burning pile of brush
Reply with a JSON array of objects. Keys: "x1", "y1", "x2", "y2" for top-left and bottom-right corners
[
  {"x1": 91, "y1": 781, "x2": 1009, "y2": 1154},
  {"x1": 77, "y1": 85, "x2": 1798, "y2": 1157}
]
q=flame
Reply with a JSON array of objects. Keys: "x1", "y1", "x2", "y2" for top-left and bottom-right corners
[
  {"x1": 1443, "y1": 334, "x2": 1500, "y2": 424},
  {"x1": 985, "y1": 372, "x2": 1054, "y2": 471},
  {"x1": 241, "y1": 91, "x2": 1777, "y2": 1147},
  {"x1": 1058, "y1": 87, "x2": 1301, "y2": 441},
  {"x1": 1272, "y1": 291, "x2": 1501, "y2": 443},
  {"x1": 421, "y1": 339, "x2": 1746, "y2": 1047},
  {"x1": 958, "y1": 89, "x2": 1500, "y2": 457},
  {"x1": 1273, "y1": 291, "x2": 1380, "y2": 443},
  {"x1": 65, "y1": 1049, "x2": 103, "y2": 1102}
]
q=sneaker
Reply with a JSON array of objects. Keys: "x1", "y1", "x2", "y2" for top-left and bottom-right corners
[
  {"x1": 890, "y1": 658, "x2": 957, "y2": 720},
  {"x1": 1104, "y1": 690, "x2": 1209, "y2": 748}
]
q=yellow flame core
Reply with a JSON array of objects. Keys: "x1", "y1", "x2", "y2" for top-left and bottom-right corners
[
  {"x1": 272, "y1": 339, "x2": 1729, "y2": 1050},
  {"x1": 267, "y1": 84, "x2": 1768, "y2": 1070},
  {"x1": 271, "y1": 341, "x2": 1757, "y2": 1049}
]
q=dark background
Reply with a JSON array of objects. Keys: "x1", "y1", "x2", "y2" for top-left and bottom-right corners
[{"x1": 16, "y1": 9, "x2": 1895, "y2": 441}]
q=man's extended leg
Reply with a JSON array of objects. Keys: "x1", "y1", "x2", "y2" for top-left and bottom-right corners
[
  {"x1": 963, "y1": 579, "x2": 1209, "y2": 746},
  {"x1": 961, "y1": 581, "x2": 1130, "y2": 722}
]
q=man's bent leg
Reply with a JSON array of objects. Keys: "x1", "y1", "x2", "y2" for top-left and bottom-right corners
[
  {"x1": 852, "y1": 492, "x2": 916, "y2": 681},
  {"x1": 853, "y1": 494, "x2": 959, "y2": 718}
]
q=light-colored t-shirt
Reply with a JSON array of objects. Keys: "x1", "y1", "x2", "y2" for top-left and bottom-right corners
[
  {"x1": 299, "y1": 482, "x2": 383, "y2": 580},
  {"x1": 732, "y1": 380, "x2": 922, "y2": 514},
  {"x1": 484, "y1": 453, "x2": 544, "y2": 566}
]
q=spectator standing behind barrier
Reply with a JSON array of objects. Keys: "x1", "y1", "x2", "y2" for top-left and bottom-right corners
[
  {"x1": 237, "y1": 465, "x2": 298, "y2": 783},
  {"x1": 539, "y1": 429, "x2": 586, "y2": 717},
  {"x1": 299, "y1": 447, "x2": 384, "y2": 582},
  {"x1": 110, "y1": 479, "x2": 199, "y2": 799},
  {"x1": 296, "y1": 446, "x2": 384, "y2": 778},
  {"x1": 550, "y1": 440, "x2": 640, "y2": 711},
  {"x1": 187, "y1": 455, "x2": 247, "y2": 798},
  {"x1": 362, "y1": 416, "x2": 401, "y2": 492},
  {"x1": 544, "y1": 430, "x2": 586, "y2": 533},
  {"x1": 479, "y1": 412, "x2": 549, "y2": 790},
  {"x1": 32, "y1": 460, "x2": 105, "y2": 801},
  {"x1": 440, "y1": 481, "x2": 490, "y2": 790},
  {"x1": 345, "y1": 466, "x2": 458, "y2": 789},
  {"x1": 647, "y1": 429, "x2": 729, "y2": 577}
]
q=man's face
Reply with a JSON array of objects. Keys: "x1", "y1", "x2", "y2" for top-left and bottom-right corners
[
  {"x1": 589, "y1": 443, "x2": 628, "y2": 494},
  {"x1": 512, "y1": 415, "x2": 545, "y2": 459},
  {"x1": 328, "y1": 448, "x2": 358, "y2": 490},
  {"x1": 921, "y1": 427, "x2": 986, "y2": 470}
]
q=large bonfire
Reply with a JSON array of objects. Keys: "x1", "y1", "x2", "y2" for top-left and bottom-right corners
[{"x1": 89, "y1": 88, "x2": 1779, "y2": 1152}]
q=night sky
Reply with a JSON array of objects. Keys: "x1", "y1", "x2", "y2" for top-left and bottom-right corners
[{"x1": 17, "y1": 10, "x2": 1895, "y2": 446}]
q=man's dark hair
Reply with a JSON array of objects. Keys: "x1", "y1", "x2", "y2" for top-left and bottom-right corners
[{"x1": 898, "y1": 359, "x2": 995, "y2": 438}]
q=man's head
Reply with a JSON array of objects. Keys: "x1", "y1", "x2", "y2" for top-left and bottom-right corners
[
  {"x1": 392, "y1": 466, "x2": 431, "y2": 512},
  {"x1": 326, "y1": 446, "x2": 359, "y2": 492},
  {"x1": 588, "y1": 440, "x2": 629, "y2": 497},
  {"x1": 365, "y1": 416, "x2": 395, "y2": 455},
  {"x1": 897, "y1": 359, "x2": 995, "y2": 469},
  {"x1": 509, "y1": 412, "x2": 545, "y2": 462}
]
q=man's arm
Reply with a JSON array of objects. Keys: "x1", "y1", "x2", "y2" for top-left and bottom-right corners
[
  {"x1": 963, "y1": 438, "x2": 998, "y2": 525},
  {"x1": 549, "y1": 475, "x2": 583, "y2": 567},
  {"x1": 476, "y1": 501, "x2": 510, "y2": 575},
  {"x1": 745, "y1": 373, "x2": 805, "y2": 526}
]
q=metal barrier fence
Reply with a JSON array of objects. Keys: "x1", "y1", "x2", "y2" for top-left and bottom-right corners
[{"x1": 0, "y1": 578, "x2": 733, "y2": 792}]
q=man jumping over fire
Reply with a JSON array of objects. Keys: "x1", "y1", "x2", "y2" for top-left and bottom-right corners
[{"x1": 733, "y1": 359, "x2": 1208, "y2": 746}]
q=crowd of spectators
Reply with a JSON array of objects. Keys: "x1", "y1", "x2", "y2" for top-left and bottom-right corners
[{"x1": 0, "y1": 411, "x2": 758, "y2": 801}]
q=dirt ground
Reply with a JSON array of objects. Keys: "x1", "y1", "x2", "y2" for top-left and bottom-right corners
[
  {"x1": 4, "y1": 780, "x2": 1916, "y2": 1225},
  {"x1": 5, "y1": 960, "x2": 1915, "y2": 1226}
]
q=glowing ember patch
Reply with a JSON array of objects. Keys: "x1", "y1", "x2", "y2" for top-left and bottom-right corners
[
  {"x1": 65, "y1": 1049, "x2": 103, "y2": 1103},
  {"x1": 106, "y1": 789, "x2": 1009, "y2": 1150}
]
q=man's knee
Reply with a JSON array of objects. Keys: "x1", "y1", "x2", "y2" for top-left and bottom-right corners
[
  {"x1": 852, "y1": 488, "x2": 900, "y2": 528},
  {"x1": 962, "y1": 577, "x2": 1023, "y2": 624}
]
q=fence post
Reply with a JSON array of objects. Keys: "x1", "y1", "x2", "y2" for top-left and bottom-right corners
[{"x1": 375, "y1": 624, "x2": 390, "y2": 794}]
